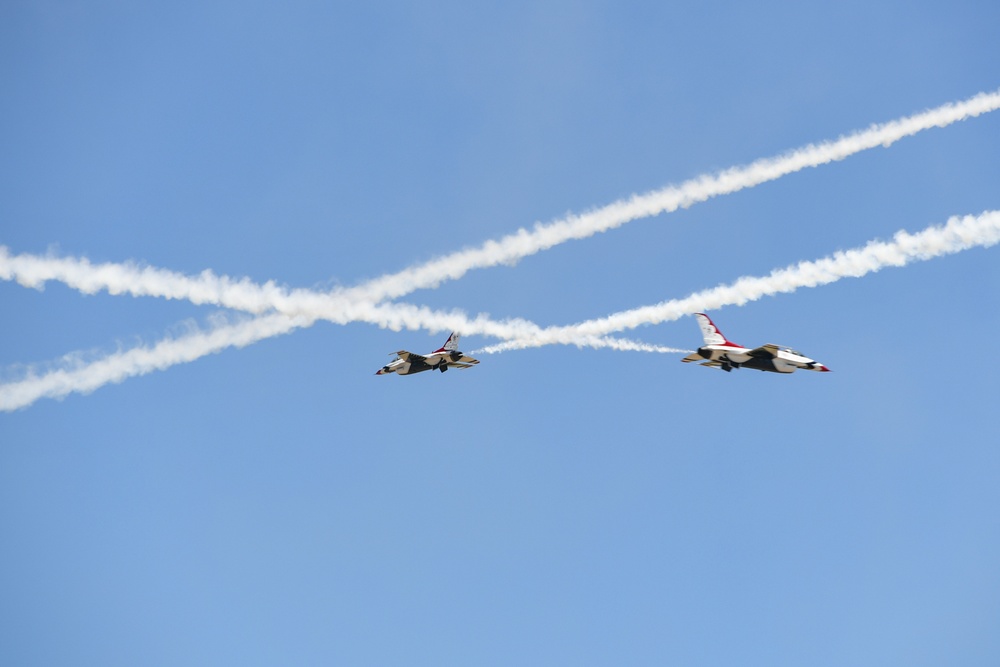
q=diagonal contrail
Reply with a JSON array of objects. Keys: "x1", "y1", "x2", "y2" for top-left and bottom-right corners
[
  {"x1": 344, "y1": 88, "x2": 1000, "y2": 302},
  {"x1": 3, "y1": 89, "x2": 999, "y2": 409},
  {"x1": 475, "y1": 210, "x2": 1000, "y2": 353},
  {"x1": 4, "y1": 210, "x2": 998, "y2": 410},
  {"x1": 0, "y1": 313, "x2": 679, "y2": 411},
  {"x1": 4, "y1": 88, "x2": 999, "y2": 317},
  {"x1": 0, "y1": 313, "x2": 312, "y2": 412}
]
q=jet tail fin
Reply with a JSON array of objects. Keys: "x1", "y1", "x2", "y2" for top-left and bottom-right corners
[
  {"x1": 694, "y1": 313, "x2": 739, "y2": 347},
  {"x1": 434, "y1": 332, "x2": 461, "y2": 353}
]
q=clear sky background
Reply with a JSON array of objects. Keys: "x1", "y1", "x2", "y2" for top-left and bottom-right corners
[{"x1": 2, "y1": 2, "x2": 999, "y2": 665}]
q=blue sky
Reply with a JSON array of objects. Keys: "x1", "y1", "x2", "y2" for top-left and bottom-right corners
[{"x1": 2, "y1": 2, "x2": 999, "y2": 665}]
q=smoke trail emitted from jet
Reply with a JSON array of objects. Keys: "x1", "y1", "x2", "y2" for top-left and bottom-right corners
[
  {"x1": 3, "y1": 90, "x2": 999, "y2": 409},
  {"x1": 347, "y1": 89, "x2": 1000, "y2": 302},
  {"x1": 5, "y1": 211, "x2": 998, "y2": 410},
  {"x1": 0, "y1": 247, "x2": 302, "y2": 314},
  {"x1": 0, "y1": 313, "x2": 311, "y2": 412},
  {"x1": 476, "y1": 210, "x2": 1000, "y2": 353},
  {"x1": 0, "y1": 313, "x2": 674, "y2": 411},
  {"x1": 4, "y1": 89, "x2": 999, "y2": 315}
]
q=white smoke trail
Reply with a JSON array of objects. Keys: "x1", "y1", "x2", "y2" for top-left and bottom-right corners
[
  {"x1": 348, "y1": 88, "x2": 1000, "y2": 302},
  {"x1": 0, "y1": 313, "x2": 311, "y2": 412},
  {"x1": 0, "y1": 247, "x2": 302, "y2": 314},
  {"x1": 6, "y1": 210, "x2": 997, "y2": 410},
  {"x1": 481, "y1": 210, "x2": 1000, "y2": 351},
  {"x1": 470, "y1": 336, "x2": 691, "y2": 355},
  {"x1": 2, "y1": 90, "x2": 998, "y2": 409},
  {"x1": 4, "y1": 89, "x2": 998, "y2": 315},
  {"x1": 0, "y1": 312, "x2": 673, "y2": 410}
]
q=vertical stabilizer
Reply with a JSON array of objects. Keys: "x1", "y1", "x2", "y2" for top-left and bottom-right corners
[
  {"x1": 694, "y1": 313, "x2": 739, "y2": 347},
  {"x1": 436, "y1": 332, "x2": 461, "y2": 353}
]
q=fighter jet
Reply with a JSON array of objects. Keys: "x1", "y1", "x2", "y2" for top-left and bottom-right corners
[
  {"x1": 681, "y1": 313, "x2": 830, "y2": 374},
  {"x1": 375, "y1": 332, "x2": 480, "y2": 376}
]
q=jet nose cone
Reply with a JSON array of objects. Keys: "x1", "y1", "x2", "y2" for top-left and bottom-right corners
[
  {"x1": 375, "y1": 369, "x2": 385, "y2": 375},
  {"x1": 817, "y1": 364, "x2": 831, "y2": 372}
]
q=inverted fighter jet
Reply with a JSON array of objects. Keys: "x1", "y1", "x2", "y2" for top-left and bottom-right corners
[
  {"x1": 375, "y1": 332, "x2": 480, "y2": 376},
  {"x1": 681, "y1": 313, "x2": 830, "y2": 374}
]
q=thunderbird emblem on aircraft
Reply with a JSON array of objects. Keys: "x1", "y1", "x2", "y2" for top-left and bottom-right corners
[
  {"x1": 375, "y1": 332, "x2": 480, "y2": 376},
  {"x1": 681, "y1": 313, "x2": 830, "y2": 374}
]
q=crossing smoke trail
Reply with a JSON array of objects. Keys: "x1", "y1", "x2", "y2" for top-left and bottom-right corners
[
  {"x1": 475, "y1": 210, "x2": 1000, "y2": 354},
  {"x1": 0, "y1": 256, "x2": 680, "y2": 409},
  {"x1": 2, "y1": 90, "x2": 999, "y2": 409},
  {"x1": 3, "y1": 89, "x2": 999, "y2": 316},
  {"x1": 3, "y1": 210, "x2": 998, "y2": 410},
  {"x1": 0, "y1": 316, "x2": 682, "y2": 411}
]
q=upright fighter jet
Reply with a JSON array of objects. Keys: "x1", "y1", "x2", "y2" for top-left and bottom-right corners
[
  {"x1": 375, "y1": 332, "x2": 480, "y2": 376},
  {"x1": 681, "y1": 313, "x2": 830, "y2": 374}
]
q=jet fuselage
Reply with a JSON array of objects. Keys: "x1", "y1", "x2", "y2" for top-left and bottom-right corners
[{"x1": 691, "y1": 344, "x2": 828, "y2": 373}]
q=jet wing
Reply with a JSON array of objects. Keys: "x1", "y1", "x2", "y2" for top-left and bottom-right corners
[
  {"x1": 746, "y1": 344, "x2": 780, "y2": 358},
  {"x1": 394, "y1": 350, "x2": 427, "y2": 363}
]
